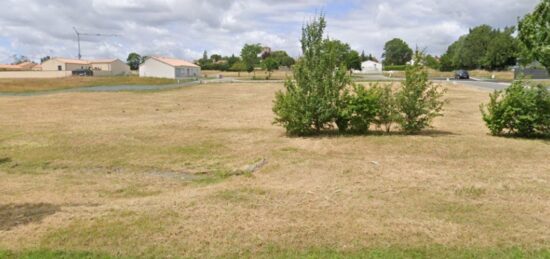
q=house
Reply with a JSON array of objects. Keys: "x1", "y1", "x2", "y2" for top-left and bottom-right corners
[
  {"x1": 89, "y1": 59, "x2": 131, "y2": 76},
  {"x1": 42, "y1": 58, "x2": 130, "y2": 75},
  {"x1": 42, "y1": 58, "x2": 91, "y2": 71},
  {"x1": 139, "y1": 56, "x2": 201, "y2": 79},
  {"x1": 358, "y1": 60, "x2": 383, "y2": 74}
]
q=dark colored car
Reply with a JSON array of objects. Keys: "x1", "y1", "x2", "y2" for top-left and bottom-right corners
[
  {"x1": 72, "y1": 69, "x2": 93, "y2": 77},
  {"x1": 454, "y1": 70, "x2": 469, "y2": 80}
]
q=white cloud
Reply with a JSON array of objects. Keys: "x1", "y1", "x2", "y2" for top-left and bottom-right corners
[{"x1": 0, "y1": 0, "x2": 540, "y2": 63}]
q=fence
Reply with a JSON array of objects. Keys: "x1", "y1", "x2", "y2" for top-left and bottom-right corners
[{"x1": 0, "y1": 71, "x2": 72, "y2": 79}]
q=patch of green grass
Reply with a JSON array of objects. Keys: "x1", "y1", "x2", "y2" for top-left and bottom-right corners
[
  {"x1": 455, "y1": 186, "x2": 486, "y2": 199},
  {"x1": 41, "y1": 210, "x2": 178, "y2": 253},
  {"x1": 237, "y1": 246, "x2": 550, "y2": 259},
  {"x1": 174, "y1": 141, "x2": 226, "y2": 159},
  {"x1": 0, "y1": 249, "x2": 120, "y2": 259}
]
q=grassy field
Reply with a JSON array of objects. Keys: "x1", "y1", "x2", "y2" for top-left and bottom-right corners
[
  {"x1": 0, "y1": 76, "x2": 177, "y2": 93},
  {"x1": 0, "y1": 82, "x2": 549, "y2": 258}
]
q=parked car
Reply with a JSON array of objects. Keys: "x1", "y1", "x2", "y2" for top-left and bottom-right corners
[
  {"x1": 72, "y1": 69, "x2": 93, "y2": 77},
  {"x1": 454, "y1": 70, "x2": 470, "y2": 80}
]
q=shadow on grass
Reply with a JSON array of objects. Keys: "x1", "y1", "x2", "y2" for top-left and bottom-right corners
[
  {"x1": 285, "y1": 129, "x2": 457, "y2": 139},
  {"x1": 0, "y1": 157, "x2": 12, "y2": 165},
  {"x1": 0, "y1": 203, "x2": 60, "y2": 231},
  {"x1": 490, "y1": 133, "x2": 550, "y2": 142}
]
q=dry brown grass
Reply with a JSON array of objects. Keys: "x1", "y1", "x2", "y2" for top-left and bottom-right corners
[
  {"x1": 0, "y1": 82, "x2": 548, "y2": 257},
  {"x1": 0, "y1": 76, "x2": 177, "y2": 93},
  {"x1": 202, "y1": 70, "x2": 293, "y2": 80}
]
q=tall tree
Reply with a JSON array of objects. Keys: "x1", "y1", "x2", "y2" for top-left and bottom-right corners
[
  {"x1": 440, "y1": 25, "x2": 519, "y2": 71},
  {"x1": 126, "y1": 52, "x2": 142, "y2": 70},
  {"x1": 382, "y1": 38, "x2": 413, "y2": 66},
  {"x1": 324, "y1": 40, "x2": 361, "y2": 72},
  {"x1": 518, "y1": 0, "x2": 550, "y2": 72},
  {"x1": 230, "y1": 61, "x2": 247, "y2": 77},
  {"x1": 262, "y1": 57, "x2": 279, "y2": 79},
  {"x1": 482, "y1": 27, "x2": 518, "y2": 70},
  {"x1": 11, "y1": 55, "x2": 30, "y2": 65},
  {"x1": 210, "y1": 54, "x2": 222, "y2": 62},
  {"x1": 345, "y1": 50, "x2": 362, "y2": 72},
  {"x1": 40, "y1": 56, "x2": 51, "y2": 64},
  {"x1": 240, "y1": 43, "x2": 262, "y2": 74},
  {"x1": 270, "y1": 50, "x2": 295, "y2": 67}
]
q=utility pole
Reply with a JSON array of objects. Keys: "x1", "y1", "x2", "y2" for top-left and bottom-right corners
[{"x1": 73, "y1": 27, "x2": 119, "y2": 59}]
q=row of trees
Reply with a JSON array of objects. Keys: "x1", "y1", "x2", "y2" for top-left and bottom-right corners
[
  {"x1": 273, "y1": 16, "x2": 446, "y2": 136},
  {"x1": 439, "y1": 25, "x2": 518, "y2": 71}
]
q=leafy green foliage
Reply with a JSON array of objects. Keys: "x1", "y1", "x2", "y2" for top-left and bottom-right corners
[
  {"x1": 261, "y1": 57, "x2": 279, "y2": 79},
  {"x1": 372, "y1": 84, "x2": 398, "y2": 133},
  {"x1": 480, "y1": 80, "x2": 550, "y2": 137},
  {"x1": 440, "y1": 25, "x2": 518, "y2": 71},
  {"x1": 269, "y1": 50, "x2": 295, "y2": 67},
  {"x1": 273, "y1": 18, "x2": 446, "y2": 136},
  {"x1": 273, "y1": 15, "x2": 350, "y2": 135},
  {"x1": 346, "y1": 85, "x2": 379, "y2": 133},
  {"x1": 518, "y1": 0, "x2": 550, "y2": 72},
  {"x1": 395, "y1": 60, "x2": 447, "y2": 134},
  {"x1": 425, "y1": 55, "x2": 440, "y2": 70},
  {"x1": 126, "y1": 52, "x2": 142, "y2": 70},
  {"x1": 241, "y1": 43, "x2": 263, "y2": 73},
  {"x1": 382, "y1": 38, "x2": 413, "y2": 66}
]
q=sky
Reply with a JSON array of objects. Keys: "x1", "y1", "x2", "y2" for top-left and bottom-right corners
[{"x1": 0, "y1": 0, "x2": 541, "y2": 64}]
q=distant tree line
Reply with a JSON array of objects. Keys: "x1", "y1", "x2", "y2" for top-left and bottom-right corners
[{"x1": 439, "y1": 25, "x2": 519, "y2": 71}]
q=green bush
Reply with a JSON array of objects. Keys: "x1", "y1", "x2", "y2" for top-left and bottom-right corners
[
  {"x1": 480, "y1": 80, "x2": 550, "y2": 137},
  {"x1": 273, "y1": 15, "x2": 349, "y2": 136},
  {"x1": 347, "y1": 85, "x2": 380, "y2": 133},
  {"x1": 383, "y1": 65, "x2": 408, "y2": 71},
  {"x1": 395, "y1": 64, "x2": 447, "y2": 134},
  {"x1": 273, "y1": 17, "x2": 447, "y2": 136},
  {"x1": 372, "y1": 84, "x2": 398, "y2": 133}
]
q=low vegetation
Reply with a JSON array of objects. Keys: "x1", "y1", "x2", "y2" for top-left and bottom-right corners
[
  {"x1": 0, "y1": 76, "x2": 177, "y2": 93},
  {"x1": 273, "y1": 16, "x2": 446, "y2": 136},
  {"x1": 480, "y1": 80, "x2": 550, "y2": 137}
]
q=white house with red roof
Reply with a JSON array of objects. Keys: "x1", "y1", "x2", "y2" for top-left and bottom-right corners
[{"x1": 139, "y1": 56, "x2": 200, "y2": 79}]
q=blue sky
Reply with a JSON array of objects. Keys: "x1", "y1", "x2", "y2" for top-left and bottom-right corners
[{"x1": 0, "y1": 0, "x2": 541, "y2": 63}]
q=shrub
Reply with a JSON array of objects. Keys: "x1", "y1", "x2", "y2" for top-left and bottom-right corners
[
  {"x1": 480, "y1": 80, "x2": 550, "y2": 137},
  {"x1": 273, "y1": 15, "x2": 350, "y2": 136},
  {"x1": 372, "y1": 84, "x2": 398, "y2": 133},
  {"x1": 395, "y1": 64, "x2": 446, "y2": 134},
  {"x1": 346, "y1": 85, "x2": 380, "y2": 133}
]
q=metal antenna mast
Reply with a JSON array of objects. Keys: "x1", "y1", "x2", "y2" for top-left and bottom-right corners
[{"x1": 73, "y1": 27, "x2": 119, "y2": 59}]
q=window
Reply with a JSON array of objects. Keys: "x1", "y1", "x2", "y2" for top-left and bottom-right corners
[{"x1": 57, "y1": 65, "x2": 62, "y2": 71}]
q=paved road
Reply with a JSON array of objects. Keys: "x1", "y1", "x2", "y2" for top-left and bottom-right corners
[{"x1": 437, "y1": 79, "x2": 511, "y2": 91}]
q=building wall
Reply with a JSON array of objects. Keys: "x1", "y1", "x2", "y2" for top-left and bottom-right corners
[
  {"x1": 42, "y1": 59, "x2": 91, "y2": 71},
  {"x1": 139, "y1": 59, "x2": 175, "y2": 79},
  {"x1": 109, "y1": 60, "x2": 131, "y2": 75},
  {"x1": 91, "y1": 63, "x2": 110, "y2": 71},
  {"x1": 66, "y1": 63, "x2": 91, "y2": 71},
  {"x1": 175, "y1": 66, "x2": 201, "y2": 78},
  {"x1": 42, "y1": 59, "x2": 66, "y2": 71},
  {"x1": 0, "y1": 71, "x2": 72, "y2": 78}
]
